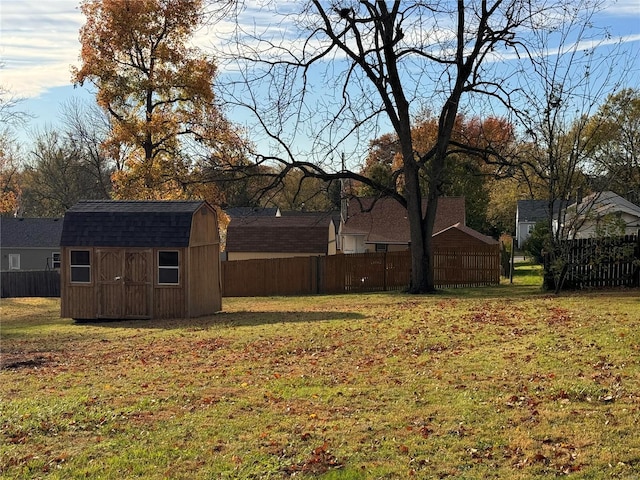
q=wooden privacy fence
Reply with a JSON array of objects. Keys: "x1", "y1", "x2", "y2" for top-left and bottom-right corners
[
  {"x1": 1, "y1": 271, "x2": 61, "y2": 298},
  {"x1": 550, "y1": 234, "x2": 640, "y2": 289},
  {"x1": 222, "y1": 246, "x2": 500, "y2": 297}
]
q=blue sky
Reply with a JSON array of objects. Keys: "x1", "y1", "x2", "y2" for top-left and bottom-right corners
[{"x1": 1, "y1": 0, "x2": 639, "y2": 153}]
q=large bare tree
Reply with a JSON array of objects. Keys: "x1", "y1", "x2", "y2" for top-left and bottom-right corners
[{"x1": 220, "y1": 0, "x2": 557, "y2": 292}]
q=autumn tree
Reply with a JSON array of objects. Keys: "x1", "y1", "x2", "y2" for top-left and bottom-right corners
[
  {"x1": 73, "y1": 0, "x2": 245, "y2": 201},
  {"x1": 359, "y1": 113, "x2": 515, "y2": 232},
  {"x1": 583, "y1": 88, "x2": 640, "y2": 204}
]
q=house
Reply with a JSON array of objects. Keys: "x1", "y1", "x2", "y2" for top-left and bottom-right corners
[
  {"x1": 515, "y1": 199, "x2": 573, "y2": 248},
  {"x1": 225, "y1": 213, "x2": 337, "y2": 260},
  {"x1": 339, "y1": 196, "x2": 467, "y2": 254},
  {"x1": 558, "y1": 191, "x2": 640, "y2": 239},
  {"x1": 515, "y1": 200, "x2": 548, "y2": 249},
  {"x1": 60, "y1": 200, "x2": 221, "y2": 320},
  {"x1": 0, "y1": 217, "x2": 64, "y2": 271}
]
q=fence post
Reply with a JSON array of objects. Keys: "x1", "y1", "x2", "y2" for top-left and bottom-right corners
[
  {"x1": 510, "y1": 237, "x2": 515, "y2": 284},
  {"x1": 635, "y1": 234, "x2": 640, "y2": 287},
  {"x1": 315, "y1": 256, "x2": 322, "y2": 294},
  {"x1": 383, "y1": 252, "x2": 387, "y2": 291}
]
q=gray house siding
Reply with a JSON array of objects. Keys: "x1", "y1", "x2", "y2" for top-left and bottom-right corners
[
  {"x1": 1, "y1": 247, "x2": 60, "y2": 271},
  {"x1": 1, "y1": 218, "x2": 63, "y2": 271}
]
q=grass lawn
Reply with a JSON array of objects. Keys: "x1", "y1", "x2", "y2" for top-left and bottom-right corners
[{"x1": 1, "y1": 263, "x2": 639, "y2": 479}]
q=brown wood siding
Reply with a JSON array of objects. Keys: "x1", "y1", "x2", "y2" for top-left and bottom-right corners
[
  {"x1": 188, "y1": 244, "x2": 222, "y2": 316},
  {"x1": 153, "y1": 286, "x2": 187, "y2": 319},
  {"x1": 123, "y1": 250, "x2": 152, "y2": 318},
  {"x1": 152, "y1": 247, "x2": 187, "y2": 319},
  {"x1": 96, "y1": 249, "x2": 123, "y2": 318},
  {"x1": 189, "y1": 204, "x2": 219, "y2": 246},
  {"x1": 60, "y1": 247, "x2": 96, "y2": 319}
]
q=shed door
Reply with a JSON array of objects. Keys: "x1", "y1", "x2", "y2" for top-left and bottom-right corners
[{"x1": 97, "y1": 249, "x2": 152, "y2": 319}]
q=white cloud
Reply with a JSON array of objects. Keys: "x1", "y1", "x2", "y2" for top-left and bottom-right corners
[
  {"x1": 603, "y1": 0, "x2": 640, "y2": 15},
  {"x1": 0, "y1": 0, "x2": 295, "y2": 97},
  {"x1": 0, "y1": 0, "x2": 83, "y2": 97},
  {"x1": 0, "y1": 0, "x2": 637, "y2": 100}
]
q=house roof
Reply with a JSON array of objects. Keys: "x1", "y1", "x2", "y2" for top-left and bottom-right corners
[
  {"x1": 517, "y1": 199, "x2": 574, "y2": 223},
  {"x1": 225, "y1": 206, "x2": 280, "y2": 218},
  {"x1": 573, "y1": 191, "x2": 640, "y2": 218},
  {"x1": 226, "y1": 213, "x2": 334, "y2": 253},
  {"x1": 341, "y1": 196, "x2": 466, "y2": 244},
  {"x1": 1, "y1": 217, "x2": 64, "y2": 248},
  {"x1": 60, "y1": 200, "x2": 207, "y2": 247},
  {"x1": 516, "y1": 200, "x2": 549, "y2": 223},
  {"x1": 433, "y1": 222, "x2": 499, "y2": 245}
]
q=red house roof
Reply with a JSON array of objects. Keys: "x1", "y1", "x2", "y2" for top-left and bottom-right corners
[{"x1": 341, "y1": 197, "x2": 466, "y2": 244}]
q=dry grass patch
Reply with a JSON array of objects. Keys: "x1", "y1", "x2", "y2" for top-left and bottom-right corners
[{"x1": 1, "y1": 283, "x2": 639, "y2": 479}]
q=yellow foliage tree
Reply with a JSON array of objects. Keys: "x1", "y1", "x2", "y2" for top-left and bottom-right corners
[{"x1": 73, "y1": 0, "x2": 244, "y2": 200}]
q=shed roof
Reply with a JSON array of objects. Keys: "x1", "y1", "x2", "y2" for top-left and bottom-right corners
[
  {"x1": 433, "y1": 222, "x2": 499, "y2": 245},
  {"x1": 226, "y1": 213, "x2": 334, "y2": 253},
  {"x1": 341, "y1": 196, "x2": 466, "y2": 244},
  {"x1": 60, "y1": 200, "x2": 207, "y2": 247},
  {"x1": 0, "y1": 217, "x2": 64, "y2": 248}
]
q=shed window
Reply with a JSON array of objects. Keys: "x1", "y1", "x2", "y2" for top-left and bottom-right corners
[
  {"x1": 9, "y1": 254, "x2": 20, "y2": 270},
  {"x1": 70, "y1": 250, "x2": 91, "y2": 283},
  {"x1": 375, "y1": 243, "x2": 388, "y2": 252},
  {"x1": 158, "y1": 251, "x2": 179, "y2": 285},
  {"x1": 52, "y1": 252, "x2": 61, "y2": 270}
]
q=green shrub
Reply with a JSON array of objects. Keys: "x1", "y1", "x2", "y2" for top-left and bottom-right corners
[{"x1": 523, "y1": 221, "x2": 551, "y2": 264}]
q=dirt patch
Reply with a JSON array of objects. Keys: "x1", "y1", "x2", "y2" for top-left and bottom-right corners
[{"x1": 1, "y1": 353, "x2": 54, "y2": 370}]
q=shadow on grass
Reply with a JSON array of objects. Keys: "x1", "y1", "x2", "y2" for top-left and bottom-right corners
[{"x1": 75, "y1": 310, "x2": 367, "y2": 330}]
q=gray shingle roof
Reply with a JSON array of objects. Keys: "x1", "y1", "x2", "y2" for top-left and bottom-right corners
[
  {"x1": 225, "y1": 207, "x2": 279, "y2": 218},
  {"x1": 517, "y1": 199, "x2": 571, "y2": 222},
  {"x1": 1, "y1": 217, "x2": 64, "y2": 248},
  {"x1": 60, "y1": 200, "x2": 205, "y2": 247}
]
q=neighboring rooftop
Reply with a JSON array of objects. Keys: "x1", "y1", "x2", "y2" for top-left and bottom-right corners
[
  {"x1": 341, "y1": 196, "x2": 466, "y2": 244},
  {"x1": 60, "y1": 200, "x2": 207, "y2": 247},
  {"x1": 572, "y1": 191, "x2": 640, "y2": 217},
  {"x1": 226, "y1": 213, "x2": 334, "y2": 254},
  {"x1": 517, "y1": 199, "x2": 574, "y2": 222},
  {"x1": 1, "y1": 217, "x2": 64, "y2": 248},
  {"x1": 225, "y1": 206, "x2": 280, "y2": 218}
]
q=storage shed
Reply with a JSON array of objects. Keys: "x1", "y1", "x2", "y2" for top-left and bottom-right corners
[
  {"x1": 60, "y1": 200, "x2": 221, "y2": 320},
  {"x1": 432, "y1": 222, "x2": 499, "y2": 248}
]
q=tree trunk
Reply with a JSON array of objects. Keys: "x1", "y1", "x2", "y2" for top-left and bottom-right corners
[{"x1": 404, "y1": 156, "x2": 434, "y2": 293}]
